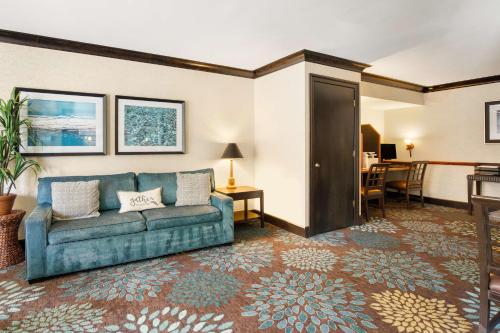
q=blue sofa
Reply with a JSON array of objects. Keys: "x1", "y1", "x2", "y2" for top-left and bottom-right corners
[{"x1": 25, "y1": 168, "x2": 234, "y2": 281}]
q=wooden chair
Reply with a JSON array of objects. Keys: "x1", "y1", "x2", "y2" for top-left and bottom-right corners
[
  {"x1": 386, "y1": 161, "x2": 428, "y2": 208},
  {"x1": 472, "y1": 195, "x2": 500, "y2": 333},
  {"x1": 362, "y1": 163, "x2": 390, "y2": 220}
]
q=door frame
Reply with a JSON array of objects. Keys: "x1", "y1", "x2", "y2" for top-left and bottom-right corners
[{"x1": 309, "y1": 74, "x2": 360, "y2": 236}]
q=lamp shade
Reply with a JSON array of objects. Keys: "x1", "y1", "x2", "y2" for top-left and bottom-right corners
[{"x1": 221, "y1": 143, "x2": 243, "y2": 159}]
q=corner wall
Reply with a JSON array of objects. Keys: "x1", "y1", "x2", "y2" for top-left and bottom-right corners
[{"x1": 383, "y1": 82, "x2": 500, "y2": 202}]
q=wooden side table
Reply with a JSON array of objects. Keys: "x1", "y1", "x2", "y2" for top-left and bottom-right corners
[
  {"x1": 467, "y1": 174, "x2": 500, "y2": 215},
  {"x1": 0, "y1": 210, "x2": 25, "y2": 269},
  {"x1": 216, "y1": 186, "x2": 264, "y2": 228}
]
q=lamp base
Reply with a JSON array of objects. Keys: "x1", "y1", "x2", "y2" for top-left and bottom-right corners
[{"x1": 226, "y1": 177, "x2": 237, "y2": 189}]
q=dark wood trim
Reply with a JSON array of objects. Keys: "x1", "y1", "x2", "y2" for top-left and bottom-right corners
[
  {"x1": 254, "y1": 50, "x2": 370, "y2": 78},
  {"x1": 4, "y1": 29, "x2": 500, "y2": 91},
  {"x1": 309, "y1": 74, "x2": 360, "y2": 234},
  {"x1": 425, "y1": 75, "x2": 500, "y2": 92},
  {"x1": 254, "y1": 50, "x2": 305, "y2": 78},
  {"x1": 361, "y1": 72, "x2": 425, "y2": 92},
  {"x1": 303, "y1": 50, "x2": 370, "y2": 73},
  {"x1": 0, "y1": 29, "x2": 254, "y2": 79},
  {"x1": 252, "y1": 209, "x2": 309, "y2": 237},
  {"x1": 114, "y1": 95, "x2": 185, "y2": 155},
  {"x1": 15, "y1": 87, "x2": 107, "y2": 156},
  {"x1": 392, "y1": 160, "x2": 500, "y2": 167}
]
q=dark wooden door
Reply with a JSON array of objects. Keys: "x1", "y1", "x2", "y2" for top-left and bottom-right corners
[{"x1": 310, "y1": 75, "x2": 359, "y2": 236}]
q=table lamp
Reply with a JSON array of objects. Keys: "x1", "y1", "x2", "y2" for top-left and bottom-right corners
[{"x1": 221, "y1": 143, "x2": 243, "y2": 189}]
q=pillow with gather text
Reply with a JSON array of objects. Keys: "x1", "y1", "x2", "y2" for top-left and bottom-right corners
[
  {"x1": 175, "y1": 172, "x2": 211, "y2": 206},
  {"x1": 52, "y1": 180, "x2": 100, "y2": 220},
  {"x1": 117, "y1": 187, "x2": 165, "y2": 213}
]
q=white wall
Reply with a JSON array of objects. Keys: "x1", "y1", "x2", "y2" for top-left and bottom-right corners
[
  {"x1": 384, "y1": 82, "x2": 500, "y2": 202},
  {"x1": 254, "y1": 62, "x2": 307, "y2": 227},
  {"x1": 361, "y1": 107, "x2": 385, "y2": 140},
  {"x1": 0, "y1": 43, "x2": 255, "y2": 222}
]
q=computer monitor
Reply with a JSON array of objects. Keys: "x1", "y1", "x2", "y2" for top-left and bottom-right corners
[{"x1": 380, "y1": 144, "x2": 397, "y2": 160}]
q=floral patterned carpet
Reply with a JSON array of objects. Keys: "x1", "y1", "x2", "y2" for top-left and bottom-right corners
[{"x1": 0, "y1": 201, "x2": 491, "y2": 332}]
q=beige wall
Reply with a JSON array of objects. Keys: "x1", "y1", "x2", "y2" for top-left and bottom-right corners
[
  {"x1": 254, "y1": 62, "x2": 307, "y2": 227},
  {"x1": 0, "y1": 43, "x2": 255, "y2": 222},
  {"x1": 361, "y1": 107, "x2": 385, "y2": 140},
  {"x1": 384, "y1": 82, "x2": 500, "y2": 202}
]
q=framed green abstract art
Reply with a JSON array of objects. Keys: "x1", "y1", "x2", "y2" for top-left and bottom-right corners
[{"x1": 115, "y1": 95, "x2": 185, "y2": 154}]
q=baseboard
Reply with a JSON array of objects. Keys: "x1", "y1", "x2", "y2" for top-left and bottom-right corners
[
  {"x1": 386, "y1": 191, "x2": 468, "y2": 210},
  {"x1": 251, "y1": 209, "x2": 309, "y2": 237}
]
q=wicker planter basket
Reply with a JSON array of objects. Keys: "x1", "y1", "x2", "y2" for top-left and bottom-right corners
[{"x1": 0, "y1": 210, "x2": 25, "y2": 269}]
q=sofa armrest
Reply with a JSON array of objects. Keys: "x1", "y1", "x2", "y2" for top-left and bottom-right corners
[
  {"x1": 25, "y1": 204, "x2": 52, "y2": 280},
  {"x1": 210, "y1": 192, "x2": 234, "y2": 242}
]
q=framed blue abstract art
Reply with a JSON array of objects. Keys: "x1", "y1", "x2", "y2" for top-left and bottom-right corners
[
  {"x1": 17, "y1": 88, "x2": 107, "y2": 156},
  {"x1": 115, "y1": 95, "x2": 185, "y2": 154}
]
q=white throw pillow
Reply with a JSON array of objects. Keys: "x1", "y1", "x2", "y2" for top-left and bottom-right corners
[
  {"x1": 175, "y1": 172, "x2": 211, "y2": 206},
  {"x1": 51, "y1": 180, "x2": 100, "y2": 220},
  {"x1": 117, "y1": 187, "x2": 165, "y2": 213}
]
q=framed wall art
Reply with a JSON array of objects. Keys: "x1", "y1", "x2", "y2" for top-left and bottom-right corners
[
  {"x1": 17, "y1": 87, "x2": 106, "y2": 156},
  {"x1": 485, "y1": 100, "x2": 500, "y2": 143},
  {"x1": 115, "y1": 95, "x2": 185, "y2": 154}
]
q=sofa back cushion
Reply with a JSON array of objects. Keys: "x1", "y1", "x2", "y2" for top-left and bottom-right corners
[
  {"x1": 137, "y1": 168, "x2": 215, "y2": 205},
  {"x1": 38, "y1": 172, "x2": 136, "y2": 211}
]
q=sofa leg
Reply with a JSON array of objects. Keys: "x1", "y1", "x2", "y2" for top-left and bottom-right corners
[{"x1": 27, "y1": 277, "x2": 48, "y2": 284}]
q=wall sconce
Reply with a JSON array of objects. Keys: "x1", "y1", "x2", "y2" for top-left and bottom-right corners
[{"x1": 404, "y1": 139, "x2": 414, "y2": 158}]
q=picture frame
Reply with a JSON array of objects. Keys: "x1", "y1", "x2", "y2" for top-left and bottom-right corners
[
  {"x1": 16, "y1": 87, "x2": 107, "y2": 156},
  {"x1": 485, "y1": 100, "x2": 500, "y2": 143},
  {"x1": 115, "y1": 95, "x2": 185, "y2": 155}
]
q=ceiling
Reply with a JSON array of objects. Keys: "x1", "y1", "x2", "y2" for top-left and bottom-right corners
[{"x1": 1, "y1": 0, "x2": 499, "y2": 85}]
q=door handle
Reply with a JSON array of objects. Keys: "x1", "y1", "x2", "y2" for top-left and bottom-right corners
[{"x1": 314, "y1": 163, "x2": 320, "y2": 168}]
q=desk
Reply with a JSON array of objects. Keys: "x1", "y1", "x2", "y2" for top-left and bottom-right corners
[
  {"x1": 467, "y1": 174, "x2": 500, "y2": 214},
  {"x1": 216, "y1": 186, "x2": 264, "y2": 228}
]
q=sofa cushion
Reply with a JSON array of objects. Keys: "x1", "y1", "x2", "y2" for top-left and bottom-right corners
[
  {"x1": 137, "y1": 168, "x2": 215, "y2": 205},
  {"x1": 48, "y1": 210, "x2": 146, "y2": 245},
  {"x1": 38, "y1": 172, "x2": 136, "y2": 211},
  {"x1": 143, "y1": 205, "x2": 221, "y2": 231}
]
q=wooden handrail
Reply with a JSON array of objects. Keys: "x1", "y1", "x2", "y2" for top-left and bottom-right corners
[{"x1": 391, "y1": 160, "x2": 500, "y2": 167}]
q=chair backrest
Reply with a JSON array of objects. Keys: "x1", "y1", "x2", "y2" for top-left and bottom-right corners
[
  {"x1": 365, "y1": 163, "x2": 390, "y2": 194},
  {"x1": 406, "y1": 161, "x2": 428, "y2": 187},
  {"x1": 472, "y1": 195, "x2": 500, "y2": 280}
]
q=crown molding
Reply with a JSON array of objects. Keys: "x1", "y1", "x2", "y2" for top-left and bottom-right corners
[
  {"x1": 361, "y1": 72, "x2": 425, "y2": 92},
  {"x1": 0, "y1": 29, "x2": 255, "y2": 78},
  {"x1": 424, "y1": 74, "x2": 500, "y2": 92},
  {"x1": 254, "y1": 49, "x2": 370, "y2": 78},
  {"x1": 0, "y1": 29, "x2": 499, "y2": 92}
]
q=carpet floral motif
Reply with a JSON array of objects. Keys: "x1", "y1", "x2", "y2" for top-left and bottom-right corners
[
  {"x1": 5, "y1": 303, "x2": 106, "y2": 332},
  {"x1": 235, "y1": 222, "x2": 273, "y2": 242},
  {"x1": 0, "y1": 280, "x2": 45, "y2": 321},
  {"x1": 386, "y1": 206, "x2": 436, "y2": 221},
  {"x1": 349, "y1": 230, "x2": 401, "y2": 249},
  {"x1": 342, "y1": 249, "x2": 449, "y2": 292},
  {"x1": 445, "y1": 220, "x2": 477, "y2": 237},
  {"x1": 370, "y1": 290, "x2": 472, "y2": 333},
  {"x1": 308, "y1": 231, "x2": 347, "y2": 246},
  {"x1": 460, "y1": 287, "x2": 500, "y2": 329},
  {"x1": 280, "y1": 248, "x2": 338, "y2": 272},
  {"x1": 402, "y1": 232, "x2": 477, "y2": 258},
  {"x1": 58, "y1": 258, "x2": 180, "y2": 302},
  {"x1": 350, "y1": 218, "x2": 399, "y2": 233},
  {"x1": 104, "y1": 306, "x2": 233, "y2": 333},
  {"x1": 190, "y1": 240, "x2": 273, "y2": 273},
  {"x1": 399, "y1": 219, "x2": 445, "y2": 233},
  {"x1": 242, "y1": 269, "x2": 376, "y2": 333},
  {"x1": 442, "y1": 259, "x2": 479, "y2": 284},
  {"x1": 167, "y1": 270, "x2": 241, "y2": 307}
]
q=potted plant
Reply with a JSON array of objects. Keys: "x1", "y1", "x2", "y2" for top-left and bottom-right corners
[{"x1": 0, "y1": 89, "x2": 40, "y2": 215}]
